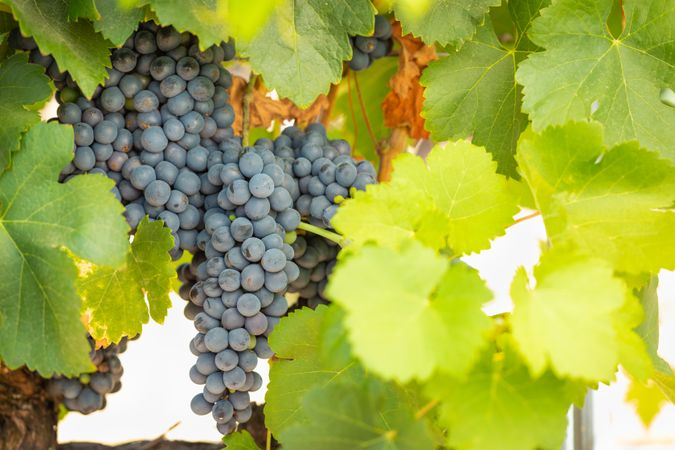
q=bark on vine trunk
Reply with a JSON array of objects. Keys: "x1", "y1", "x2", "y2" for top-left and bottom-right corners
[{"x1": 0, "y1": 366, "x2": 59, "y2": 450}]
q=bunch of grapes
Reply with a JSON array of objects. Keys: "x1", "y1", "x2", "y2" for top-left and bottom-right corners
[
  {"x1": 26, "y1": 22, "x2": 237, "y2": 261},
  {"x1": 271, "y1": 123, "x2": 377, "y2": 308},
  {"x1": 46, "y1": 336, "x2": 128, "y2": 415},
  {"x1": 348, "y1": 15, "x2": 393, "y2": 71},
  {"x1": 174, "y1": 138, "x2": 300, "y2": 434}
]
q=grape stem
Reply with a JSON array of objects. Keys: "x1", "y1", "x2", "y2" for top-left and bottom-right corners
[
  {"x1": 242, "y1": 73, "x2": 258, "y2": 146},
  {"x1": 297, "y1": 221, "x2": 345, "y2": 246},
  {"x1": 414, "y1": 399, "x2": 439, "y2": 419}
]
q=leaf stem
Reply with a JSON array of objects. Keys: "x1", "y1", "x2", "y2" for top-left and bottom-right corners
[
  {"x1": 346, "y1": 70, "x2": 358, "y2": 151},
  {"x1": 266, "y1": 429, "x2": 272, "y2": 450},
  {"x1": 242, "y1": 73, "x2": 258, "y2": 146},
  {"x1": 297, "y1": 221, "x2": 344, "y2": 246},
  {"x1": 415, "y1": 399, "x2": 439, "y2": 419},
  {"x1": 353, "y1": 70, "x2": 379, "y2": 149},
  {"x1": 511, "y1": 210, "x2": 541, "y2": 226}
]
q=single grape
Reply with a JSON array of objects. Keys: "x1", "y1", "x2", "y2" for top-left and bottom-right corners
[
  {"x1": 236, "y1": 293, "x2": 261, "y2": 317},
  {"x1": 144, "y1": 179, "x2": 171, "y2": 206},
  {"x1": 57, "y1": 103, "x2": 82, "y2": 124},
  {"x1": 111, "y1": 48, "x2": 138, "y2": 73},
  {"x1": 244, "y1": 197, "x2": 270, "y2": 221},
  {"x1": 73, "y1": 147, "x2": 96, "y2": 171},
  {"x1": 150, "y1": 55, "x2": 176, "y2": 81},
  {"x1": 221, "y1": 308, "x2": 245, "y2": 330},
  {"x1": 130, "y1": 165, "x2": 156, "y2": 190},
  {"x1": 167, "y1": 91, "x2": 195, "y2": 116},
  {"x1": 176, "y1": 56, "x2": 200, "y2": 81},
  {"x1": 238, "y1": 152, "x2": 263, "y2": 177},
  {"x1": 212, "y1": 399, "x2": 234, "y2": 423},
  {"x1": 261, "y1": 248, "x2": 286, "y2": 273},
  {"x1": 187, "y1": 76, "x2": 215, "y2": 102},
  {"x1": 204, "y1": 327, "x2": 229, "y2": 353},
  {"x1": 190, "y1": 394, "x2": 213, "y2": 415},
  {"x1": 222, "y1": 366, "x2": 246, "y2": 390},
  {"x1": 215, "y1": 349, "x2": 239, "y2": 372},
  {"x1": 174, "y1": 171, "x2": 201, "y2": 195},
  {"x1": 241, "y1": 264, "x2": 265, "y2": 292},
  {"x1": 230, "y1": 217, "x2": 254, "y2": 242},
  {"x1": 100, "y1": 87, "x2": 125, "y2": 112},
  {"x1": 349, "y1": 48, "x2": 370, "y2": 71}
]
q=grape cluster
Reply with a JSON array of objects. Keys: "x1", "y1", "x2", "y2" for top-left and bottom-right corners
[
  {"x1": 271, "y1": 124, "x2": 377, "y2": 308},
  {"x1": 46, "y1": 336, "x2": 128, "y2": 415},
  {"x1": 348, "y1": 15, "x2": 393, "y2": 71},
  {"x1": 43, "y1": 22, "x2": 236, "y2": 260},
  {"x1": 175, "y1": 139, "x2": 300, "y2": 434}
]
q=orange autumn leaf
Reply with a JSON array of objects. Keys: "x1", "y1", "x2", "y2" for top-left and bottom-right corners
[{"x1": 382, "y1": 22, "x2": 437, "y2": 139}]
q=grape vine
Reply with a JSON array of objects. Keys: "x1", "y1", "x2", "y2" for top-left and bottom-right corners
[{"x1": 0, "y1": 1, "x2": 673, "y2": 450}]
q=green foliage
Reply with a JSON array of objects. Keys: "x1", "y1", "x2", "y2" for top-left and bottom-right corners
[
  {"x1": 68, "y1": 0, "x2": 100, "y2": 21},
  {"x1": 280, "y1": 380, "x2": 435, "y2": 450},
  {"x1": 0, "y1": 1, "x2": 673, "y2": 447},
  {"x1": 93, "y1": 0, "x2": 144, "y2": 46},
  {"x1": 421, "y1": 0, "x2": 549, "y2": 177},
  {"x1": 145, "y1": 0, "x2": 230, "y2": 49},
  {"x1": 329, "y1": 57, "x2": 398, "y2": 163},
  {"x1": 517, "y1": 122, "x2": 675, "y2": 274},
  {"x1": 333, "y1": 141, "x2": 518, "y2": 255},
  {"x1": 394, "y1": 0, "x2": 500, "y2": 47},
  {"x1": 222, "y1": 430, "x2": 260, "y2": 449},
  {"x1": 240, "y1": 0, "x2": 375, "y2": 106},
  {"x1": 0, "y1": 53, "x2": 52, "y2": 175},
  {"x1": 516, "y1": 0, "x2": 675, "y2": 161},
  {"x1": 327, "y1": 242, "x2": 491, "y2": 382},
  {"x1": 510, "y1": 247, "x2": 640, "y2": 381},
  {"x1": 7, "y1": 0, "x2": 112, "y2": 97},
  {"x1": 265, "y1": 306, "x2": 363, "y2": 436},
  {"x1": 626, "y1": 378, "x2": 668, "y2": 427},
  {"x1": 0, "y1": 122, "x2": 128, "y2": 376},
  {"x1": 77, "y1": 217, "x2": 175, "y2": 343},
  {"x1": 428, "y1": 342, "x2": 577, "y2": 450}
]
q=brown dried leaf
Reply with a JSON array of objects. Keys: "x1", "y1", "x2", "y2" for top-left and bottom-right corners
[
  {"x1": 382, "y1": 22, "x2": 437, "y2": 139},
  {"x1": 229, "y1": 76, "x2": 331, "y2": 135}
]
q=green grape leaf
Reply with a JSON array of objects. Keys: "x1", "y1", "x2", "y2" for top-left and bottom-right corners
[
  {"x1": 517, "y1": 122, "x2": 675, "y2": 274},
  {"x1": 653, "y1": 369, "x2": 675, "y2": 404},
  {"x1": 0, "y1": 122, "x2": 128, "y2": 376},
  {"x1": 626, "y1": 378, "x2": 668, "y2": 427},
  {"x1": 240, "y1": 0, "x2": 375, "y2": 106},
  {"x1": 516, "y1": 0, "x2": 675, "y2": 161},
  {"x1": 93, "y1": 0, "x2": 143, "y2": 46},
  {"x1": 511, "y1": 246, "x2": 639, "y2": 381},
  {"x1": 222, "y1": 430, "x2": 260, "y2": 449},
  {"x1": 279, "y1": 379, "x2": 435, "y2": 450},
  {"x1": 333, "y1": 142, "x2": 518, "y2": 255},
  {"x1": 429, "y1": 342, "x2": 575, "y2": 450},
  {"x1": 265, "y1": 305, "x2": 364, "y2": 437},
  {"x1": 68, "y1": 0, "x2": 100, "y2": 21},
  {"x1": 393, "y1": 0, "x2": 500, "y2": 47},
  {"x1": 8, "y1": 0, "x2": 112, "y2": 98},
  {"x1": 0, "y1": 53, "x2": 52, "y2": 175},
  {"x1": 147, "y1": 0, "x2": 229, "y2": 49},
  {"x1": 421, "y1": 0, "x2": 550, "y2": 177},
  {"x1": 329, "y1": 57, "x2": 398, "y2": 164},
  {"x1": 78, "y1": 217, "x2": 175, "y2": 343},
  {"x1": 326, "y1": 242, "x2": 491, "y2": 382}
]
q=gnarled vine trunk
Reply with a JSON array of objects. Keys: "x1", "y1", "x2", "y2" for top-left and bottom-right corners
[{"x1": 0, "y1": 366, "x2": 58, "y2": 450}]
